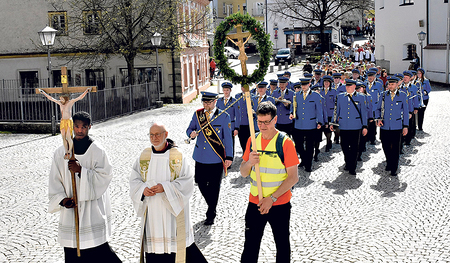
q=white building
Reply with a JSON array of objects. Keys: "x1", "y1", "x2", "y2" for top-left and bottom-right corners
[{"x1": 375, "y1": 0, "x2": 450, "y2": 83}]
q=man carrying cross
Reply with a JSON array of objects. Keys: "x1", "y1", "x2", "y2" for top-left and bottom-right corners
[{"x1": 48, "y1": 111, "x2": 122, "y2": 262}]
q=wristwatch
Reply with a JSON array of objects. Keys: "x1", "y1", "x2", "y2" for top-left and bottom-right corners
[{"x1": 270, "y1": 195, "x2": 277, "y2": 203}]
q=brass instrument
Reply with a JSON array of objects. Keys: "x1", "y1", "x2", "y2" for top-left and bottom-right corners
[
  {"x1": 292, "y1": 92, "x2": 297, "y2": 119},
  {"x1": 416, "y1": 80, "x2": 426, "y2": 108}
]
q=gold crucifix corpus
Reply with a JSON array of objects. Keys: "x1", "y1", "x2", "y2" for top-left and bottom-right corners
[
  {"x1": 36, "y1": 67, "x2": 97, "y2": 257},
  {"x1": 226, "y1": 24, "x2": 252, "y2": 76}
]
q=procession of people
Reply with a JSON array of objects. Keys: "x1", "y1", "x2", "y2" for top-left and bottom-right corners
[{"x1": 44, "y1": 37, "x2": 432, "y2": 262}]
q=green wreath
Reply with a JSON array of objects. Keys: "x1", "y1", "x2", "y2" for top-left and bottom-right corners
[{"x1": 214, "y1": 13, "x2": 272, "y2": 86}]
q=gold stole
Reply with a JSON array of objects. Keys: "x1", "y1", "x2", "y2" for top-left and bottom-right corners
[{"x1": 139, "y1": 147, "x2": 186, "y2": 263}]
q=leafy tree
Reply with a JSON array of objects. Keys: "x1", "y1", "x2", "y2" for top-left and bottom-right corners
[
  {"x1": 49, "y1": 0, "x2": 210, "y2": 85},
  {"x1": 269, "y1": 0, "x2": 373, "y2": 52}
]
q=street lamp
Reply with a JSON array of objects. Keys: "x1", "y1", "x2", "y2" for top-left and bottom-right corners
[
  {"x1": 417, "y1": 31, "x2": 427, "y2": 68},
  {"x1": 151, "y1": 32, "x2": 162, "y2": 101},
  {"x1": 38, "y1": 26, "x2": 57, "y2": 88}
]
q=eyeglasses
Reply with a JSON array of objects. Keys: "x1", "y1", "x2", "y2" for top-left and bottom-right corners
[
  {"x1": 257, "y1": 116, "x2": 275, "y2": 126},
  {"x1": 149, "y1": 131, "x2": 166, "y2": 138}
]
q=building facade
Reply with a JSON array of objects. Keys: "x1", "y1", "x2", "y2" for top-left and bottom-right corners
[
  {"x1": 0, "y1": 0, "x2": 211, "y2": 105},
  {"x1": 375, "y1": 0, "x2": 450, "y2": 83}
]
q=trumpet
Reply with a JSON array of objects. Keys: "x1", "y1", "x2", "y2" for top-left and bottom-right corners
[
  {"x1": 416, "y1": 80, "x2": 426, "y2": 108},
  {"x1": 292, "y1": 93, "x2": 297, "y2": 119}
]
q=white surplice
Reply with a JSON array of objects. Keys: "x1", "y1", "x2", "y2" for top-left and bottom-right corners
[
  {"x1": 129, "y1": 149, "x2": 194, "y2": 254},
  {"x1": 48, "y1": 142, "x2": 113, "y2": 249}
]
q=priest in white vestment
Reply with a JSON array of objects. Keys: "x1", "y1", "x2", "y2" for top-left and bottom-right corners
[
  {"x1": 130, "y1": 123, "x2": 207, "y2": 263},
  {"x1": 48, "y1": 111, "x2": 121, "y2": 262}
]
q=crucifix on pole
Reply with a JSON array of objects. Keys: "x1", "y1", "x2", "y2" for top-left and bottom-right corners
[
  {"x1": 226, "y1": 25, "x2": 263, "y2": 201},
  {"x1": 36, "y1": 66, "x2": 97, "y2": 257}
]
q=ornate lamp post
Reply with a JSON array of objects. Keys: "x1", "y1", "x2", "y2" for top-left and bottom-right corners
[
  {"x1": 151, "y1": 32, "x2": 162, "y2": 101},
  {"x1": 38, "y1": 26, "x2": 58, "y2": 88},
  {"x1": 417, "y1": 31, "x2": 427, "y2": 68}
]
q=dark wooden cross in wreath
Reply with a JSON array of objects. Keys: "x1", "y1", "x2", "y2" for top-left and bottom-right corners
[
  {"x1": 36, "y1": 66, "x2": 97, "y2": 257},
  {"x1": 226, "y1": 25, "x2": 263, "y2": 201}
]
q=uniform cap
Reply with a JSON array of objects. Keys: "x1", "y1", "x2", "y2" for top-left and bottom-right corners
[
  {"x1": 352, "y1": 69, "x2": 360, "y2": 74},
  {"x1": 387, "y1": 76, "x2": 400, "y2": 83},
  {"x1": 394, "y1": 73, "x2": 404, "y2": 80},
  {"x1": 201, "y1": 91, "x2": 218, "y2": 101},
  {"x1": 269, "y1": 79, "x2": 278, "y2": 85},
  {"x1": 300, "y1": 78, "x2": 311, "y2": 85},
  {"x1": 292, "y1": 82, "x2": 302, "y2": 89},
  {"x1": 322, "y1": 75, "x2": 333, "y2": 83},
  {"x1": 278, "y1": 76, "x2": 289, "y2": 83},
  {"x1": 257, "y1": 81, "x2": 268, "y2": 87},
  {"x1": 417, "y1": 68, "x2": 426, "y2": 74},
  {"x1": 313, "y1": 69, "x2": 322, "y2": 74},
  {"x1": 221, "y1": 82, "x2": 233, "y2": 89},
  {"x1": 284, "y1": 71, "x2": 291, "y2": 76},
  {"x1": 332, "y1": 73, "x2": 342, "y2": 78},
  {"x1": 345, "y1": 79, "x2": 357, "y2": 86},
  {"x1": 403, "y1": 70, "x2": 413, "y2": 77}
]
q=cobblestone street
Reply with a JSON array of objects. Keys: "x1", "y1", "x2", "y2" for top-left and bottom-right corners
[{"x1": 1, "y1": 68, "x2": 450, "y2": 262}]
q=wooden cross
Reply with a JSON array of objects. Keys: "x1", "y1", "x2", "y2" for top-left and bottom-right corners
[
  {"x1": 227, "y1": 25, "x2": 263, "y2": 201},
  {"x1": 35, "y1": 67, "x2": 97, "y2": 94},
  {"x1": 35, "y1": 66, "x2": 97, "y2": 258}
]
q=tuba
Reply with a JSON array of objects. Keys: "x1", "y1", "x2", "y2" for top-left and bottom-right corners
[{"x1": 416, "y1": 80, "x2": 426, "y2": 108}]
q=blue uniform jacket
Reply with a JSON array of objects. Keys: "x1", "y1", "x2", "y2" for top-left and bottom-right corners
[
  {"x1": 416, "y1": 79, "x2": 431, "y2": 100},
  {"x1": 320, "y1": 88, "x2": 338, "y2": 121},
  {"x1": 272, "y1": 88, "x2": 294, "y2": 125},
  {"x1": 334, "y1": 83, "x2": 346, "y2": 94},
  {"x1": 216, "y1": 96, "x2": 240, "y2": 131},
  {"x1": 236, "y1": 92, "x2": 255, "y2": 127},
  {"x1": 291, "y1": 90, "x2": 324, "y2": 130},
  {"x1": 311, "y1": 78, "x2": 323, "y2": 87},
  {"x1": 365, "y1": 80, "x2": 383, "y2": 114},
  {"x1": 333, "y1": 92, "x2": 368, "y2": 130},
  {"x1": 186, "y1": 108, "x2": 233, "y2": 164},
  {"x1": 375, "y1": 90, "x2": 409, "y2": 130},
  {"x1": 399, "y1": 83, "x2": 419, "y2": 112},
  {"x1": 267, "y1": 88, "x2": 279, "y2": 97},
  {"x1": 252, "y1": 95, "x2": 275, "y2": 132}
]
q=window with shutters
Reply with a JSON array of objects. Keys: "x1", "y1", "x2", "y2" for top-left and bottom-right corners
[{"x1": 83, "y1": 10, "x2": 101, "y2": 35}]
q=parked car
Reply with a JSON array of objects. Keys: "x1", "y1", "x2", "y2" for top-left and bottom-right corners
[
  {"x1": 224, "y1": 46, "x2": 240, "y2": 59},
  {"x1": 245, "y1": 43, "x2": 257, "y2": 53},
  {"x1": 274, "y1": 48, "x2": 294, "y2": 66}
]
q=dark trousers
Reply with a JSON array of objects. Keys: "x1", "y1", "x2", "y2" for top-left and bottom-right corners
[
  {"x1": 314, "y1": 128, "x2": 322, "y2": 156},
  {"x1": 367, "y1": 120, "x2": 377, "y2": 143},
  {"x1": 357, "y1": 129, "x2": 367, "y2": 159},
  {"x1": 340, "y1": 129, "x2": 361, "y2": 172},
  {"x1": 417, "y1": 99, "x2": 429, "y2": 130},
  {"x1": 380, "y1": 129, "x2": 402, "y2": 172},
  {"x1": 145, "y1": 243, "x2": 208, "y2": 263},
  {"x1": 195, "y1": 162, "x2": 224, "y2": 221},
  {"x1": 238, "y1": 125, "x2": 251, "y2": 153},
  {"x1": 404, "y1": 113, "x2": 416, "y2": 144},
  {"x1": 241, "y1": 202, "x2": 291, "y2": 263},
  {"x1": 292, "y1": 129, "x2": 315, "y2": 169},
  {"x1": 64, "y1": 242, "x2": 121, "y2": 263},
  {"x1": 276, "y1": 123, "x2": 293, "y2": 137}
]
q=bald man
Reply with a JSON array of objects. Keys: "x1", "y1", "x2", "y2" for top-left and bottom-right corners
[{"x1": 130, "y1": 123, "x2": 207, "y2": 263}]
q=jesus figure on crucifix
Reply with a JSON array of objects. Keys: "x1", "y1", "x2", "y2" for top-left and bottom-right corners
[
  {"x1": 226, "y1": 33, "x2": 252, "y2": 76},
  {"x1": 39, "y1": 87, "x2": 92, "y2": 159}
]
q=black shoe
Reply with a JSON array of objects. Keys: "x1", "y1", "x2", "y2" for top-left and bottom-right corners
[
  {"x1": 344, "y1": 165, "x2": 348, "y2": 171},
  {"x1": 385, "y1": 166, "x2": 390, "y2": 171},
  {"x1": 357, "y1": 156, "x2": 362, "y2": 161},
  {"x1": 390, "y1": 170, "x2": 397, "y2": 176},
  {"x1": 305, "y1": 167, "x2": 312, "y2": 172},
  {"x1": 299, "y1": 162, "x2": 305, "y2": 167},
  {"x1": 334, "y1": 140, "x2": 340, "y2": 144},
  {"x1": 349, "y1": 170, "x2": 357, "y2": 175},
  {"x1": 405, "y1": 142, "x2": 411, "y2": 146},
  {"x1": 400, "y1": 149, "x2": 404, "y2": 154},
  {"x1": 314, "y1": 155, "x2": 319, "y2": 162},
  {"x1": 203, "y1": 219, "x2": 214, "y2": 225},
  {"x1": 370, "y1": 141, "x2": 376, "y2": 145}
]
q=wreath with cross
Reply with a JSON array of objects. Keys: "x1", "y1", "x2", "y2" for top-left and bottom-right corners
[{"x1": 214, "y1": 13, "x2": 272, "y2": 86}]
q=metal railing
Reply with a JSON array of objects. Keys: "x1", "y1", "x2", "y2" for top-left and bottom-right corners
[{"x1": 0, "y1": 82, "x2": 159, "y2": 124}]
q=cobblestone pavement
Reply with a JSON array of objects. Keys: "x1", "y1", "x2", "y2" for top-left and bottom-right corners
[{"x1": 1, "y1": 66, "x2": 450, "y2": 262}]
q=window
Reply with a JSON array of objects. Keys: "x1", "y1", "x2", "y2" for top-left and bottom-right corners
[
  {"x1": 243, "y1": 3, "x2": 247, "y2": 14},
  {"x1": 227, "y1": 5, "x2": 233, "y2": 15},
  {"x1": 20, "y1": 71, "x2": 39, "y2": 95},
  {"x1": 223, "y1": 3, "x2": 226, "y2": 14},
  {"x1": 119, "y1": 67, "x2": 162, "y2": 89},
  {"x1": 52, "y1": 70, "x2": 72, "y2": 87},
  {"x1": 403, "y1": 44, "x2": 416, "y2": 60},
  {"x1": 238, "y1": 5, "x2": 240, "y2": 12},
  {"x1": 83, "y1": 10, "x2": 101, "y2": 35},
  {"x1": 400, "y1": 0, "x2": 414, "y2": 6},
  {"x1": 85, "y1": 69, "x2": 105, "y2": 90},
  {"x1": 254, "y1": 3, "x2": 264, "y2": 16},
  {"x1": 48, "y1": 11, "x2": 68, "y2": 36}
]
